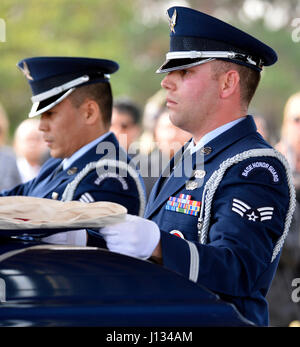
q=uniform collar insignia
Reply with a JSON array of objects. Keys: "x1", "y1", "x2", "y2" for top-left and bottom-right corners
[
  {"x1": 19, "y1": 61, "x2": 33, "y2": 80},
  {"x1": 168, "y1": 8, "x2": 177, "y2": 33},
  {"x1": 67, "y1": 167, "x2": 78, "y2": 175}
]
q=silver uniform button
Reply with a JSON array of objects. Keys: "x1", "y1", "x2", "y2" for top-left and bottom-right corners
[
  {"x1": 186, "y1": 181, "x2": 198, "y2": 190},
  {"x1": 194, "y1": 169, "x2": 206, "y2": 179},
  {"x1": 51, "y1": 192, "x2": 59, "y2": 200}
]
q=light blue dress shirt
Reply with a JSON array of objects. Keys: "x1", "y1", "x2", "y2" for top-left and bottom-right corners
[
  {"x1": 62, "y1": 131, "x2": 112, "y2": 170},
  {"x1": 188, "y1": 117, "x2": 246, "y2": 154}
]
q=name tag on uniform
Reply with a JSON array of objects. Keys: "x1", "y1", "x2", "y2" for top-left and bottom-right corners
[{"x1": 165, "y1": 194, "x2": 201, "y2": 216}]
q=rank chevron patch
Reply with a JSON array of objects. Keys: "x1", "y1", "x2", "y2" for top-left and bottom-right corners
[{"x1": 232, "y1": 198, "x2": 274, "y2": 222}]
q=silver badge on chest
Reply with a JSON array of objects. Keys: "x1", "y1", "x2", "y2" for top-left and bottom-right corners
[{"x1": 185, "y1": 180, "x2": 198, "y2": 190}]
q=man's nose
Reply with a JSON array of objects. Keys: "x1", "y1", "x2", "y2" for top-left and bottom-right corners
[
  {"x1": 161, "y1": 72, "x2": 177, "y2": 91},
  {"x1": 38, "y1": 115, "x2": 49, "y2": 132}
]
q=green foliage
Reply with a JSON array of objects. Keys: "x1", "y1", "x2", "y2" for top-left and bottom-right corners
[{"x1": 0, "y1": 0, "x2": 163, "y2": 135}]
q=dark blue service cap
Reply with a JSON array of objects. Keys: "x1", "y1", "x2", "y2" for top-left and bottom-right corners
[
  {"x1": 156, "y1": 6, "x2": 277, "y2": 73},
  {"x1": 17, "y1": 56, "x2": 119, "y2": 118}
]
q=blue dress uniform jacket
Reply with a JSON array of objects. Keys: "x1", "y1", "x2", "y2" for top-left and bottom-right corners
[
  {"x1": 145, "y1": 116, "x2": 295, "y2": 326},
  {"x1": 0, "y1": 132, "x2": 145, "y2": 216}
]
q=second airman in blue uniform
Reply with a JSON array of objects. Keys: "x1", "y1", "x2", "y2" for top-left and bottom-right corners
[{"x1": 0, "y1": 56, "x2": 146, "y2": 244}]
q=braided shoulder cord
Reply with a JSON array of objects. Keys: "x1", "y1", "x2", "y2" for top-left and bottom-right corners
[
  {"x1": 197, "y1": 148, "x2": 296, "y2": 263},
  {"x1": 61, "y1": 159, "x2": 146, "y2": 217}
]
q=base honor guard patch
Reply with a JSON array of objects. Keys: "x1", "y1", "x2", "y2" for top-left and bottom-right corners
[{"x1": 165, "y1": 194, "x2": 201, "y2": 216}]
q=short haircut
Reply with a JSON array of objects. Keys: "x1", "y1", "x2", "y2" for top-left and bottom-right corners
[
  {"x1": 211, "y1": 60, "x2": 261, "y2": 108},
  {"x1": 69, "y1": 82, "x2": 113, "y2": 126},
  {"x1": 113, "y1": 99, "x2": 141, "y2": 125}
]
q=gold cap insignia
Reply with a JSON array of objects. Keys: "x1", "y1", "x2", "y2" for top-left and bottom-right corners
[
  {"x1": 168, "y1": 9, "x2": 177, "y2": 33},
  {"x1": 19, "y1": 61, "x2": 33, "y2": 81}
]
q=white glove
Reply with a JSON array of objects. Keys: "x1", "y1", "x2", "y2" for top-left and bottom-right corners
[
  {"x1": 99, "y1": 214, "x2": 160, "y2": 260},
  {"x1": 42, "y1": 229, "x2": 87, "y2": 246}
]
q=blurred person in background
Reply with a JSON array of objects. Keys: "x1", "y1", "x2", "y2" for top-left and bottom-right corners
[
  {"x1": 110, "y1": 98, "x2": 142, "y2": 152},
  {"x1": 154, "y1": 108, "x2": 191, "y2": 160},
  {"x1": 253, "y1": 114, "x2": 271, "y2": 144},
  {"x1": 110, "y1": 95, "x2": 190, "y2": 199},
  {"x1": 266, "y1": 91, "x2": 300, "y2": 326},
  {"x1": 139, "y1": 106, "x2": 191, "y2": 200},
  {"x1": 14, "y1": 118, "x2": 49, "y2": 183},
  {"x1": 0, "y1": 103, "x2": 22, "y2": 191},
  {"x1": 139, "y1": 89, "x2": 166, "y2": 156},
  {"x1": 276, "y1": 91, "x2": 300, "y2": 200},
  {"x1": 110, "y1": 98, "x2": 156, "y2": 200},
  {"x1": 133, "y1": 91, "x2": 167, "y2": 200}
]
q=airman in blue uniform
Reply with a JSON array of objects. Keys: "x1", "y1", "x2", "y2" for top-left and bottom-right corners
[
  {"x1": 98, "y1": 7, "x2": 296, "y2": 326},
  {"x1": 0, "y1": 56, "x2": 146, "y2": 243}
]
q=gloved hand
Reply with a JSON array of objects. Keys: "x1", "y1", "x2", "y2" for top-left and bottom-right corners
[{"x1": 99, "y1": 214, "x2": 161, "y2": 260}]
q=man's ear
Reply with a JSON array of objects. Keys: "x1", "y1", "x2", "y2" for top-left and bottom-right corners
[
  {"x1": 81, "y1": 99, "x2": 101, "y2": 125},
  {"x1": 219, "y1": 70, "x2": 240, "y2": 99}
]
